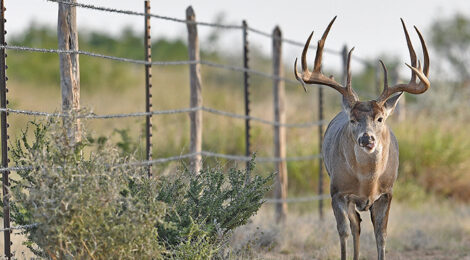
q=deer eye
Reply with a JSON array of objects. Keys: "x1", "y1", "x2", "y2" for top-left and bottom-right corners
[
  {"x1": 378, "y1": 117, "x2": 383, "y2": 123},
  {"x1": 350, "y1": 119, "x2": 356, "y2": 124}
]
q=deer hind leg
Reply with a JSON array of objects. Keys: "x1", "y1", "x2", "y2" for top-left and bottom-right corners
[
  {"x1": 348, "y1": 201, "x2": 362, "y2": 260},
  {"x1": 370, "y1": 193, "x2": 392, "y2": 260},
  {"x1": 332, "y1": 194, "x2": 349, "y2": 260}
]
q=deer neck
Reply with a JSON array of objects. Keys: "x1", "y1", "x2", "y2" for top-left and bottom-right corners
[{"x1": 342, "y1": 126, "x2": 391, "y2": 178}]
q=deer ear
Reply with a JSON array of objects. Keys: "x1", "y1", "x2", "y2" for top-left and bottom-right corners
[
  {"x1": 342, "y1": 95, "x2": 355, "y2": 114},
  {"x1": 384, "y1": 92, "x2": 403, "y2": 116}
]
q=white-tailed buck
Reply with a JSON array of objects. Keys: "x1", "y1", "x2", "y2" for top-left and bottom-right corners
[{"x1": 294, "y1": 17, "x2": 430, "y2": 260}]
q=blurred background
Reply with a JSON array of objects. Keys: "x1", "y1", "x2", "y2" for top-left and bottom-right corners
[{"x1": 3, "y1": 0, "x2": 470, "y2": 258}]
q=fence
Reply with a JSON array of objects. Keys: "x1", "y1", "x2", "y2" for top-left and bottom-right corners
[{"x1": 0, "y1": 0, "x2": 400, "y2": 258}]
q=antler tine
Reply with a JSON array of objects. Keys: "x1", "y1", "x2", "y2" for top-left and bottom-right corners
[
  {"x1": 401, "y1": 18, "x2": 417, "y2": 83},
  {"x1": 314, "y1": 16, "x2": 337, "y2": 73},
  {"x1": 346, "y1": 47, "x2": 359, "y2": 101},
  {"x1": 294, "y1": 31, "x2": 315, "y2": 92},
  {"x1": 379, "y1": 60, "x2": 388, "y2": 90},
  {"x1": 294, "y1": 16, "x2": 358, "y2": 104},
  {"x1": 302, "y1": 31, "x2": 314, "y2": 73},
  {"x1": 376, "y1": 19, "x2": 430, "y2": 104},
  {"x1": 414, "y1": 26, "x2": 429, "y2": 76}
]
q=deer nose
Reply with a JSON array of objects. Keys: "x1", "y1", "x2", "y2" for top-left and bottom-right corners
[{"x1": 358, "y1": 133, "x2": 375, "y2": 146}]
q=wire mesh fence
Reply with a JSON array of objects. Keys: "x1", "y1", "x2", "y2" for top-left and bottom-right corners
[{"x1": 0, "y1": 0, "x2": 388, "y2": 256}]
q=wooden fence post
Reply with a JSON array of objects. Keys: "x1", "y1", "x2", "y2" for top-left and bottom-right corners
[
  {"x1": 392, "y1": 66, "x2": 406, "y2": 121},
  {"x1": 186, "y1": 6, "x2": 202, "y2": 173},
  {"x1": 374, "y1": 63, "x2": 381, "y2": 96},
  {"x1": 144, "y1": 1, "x2": 153, "y2": 177},
  {"x1": 0, "y1": 1, "x2": 11, "y2": 258},
  {"x1": 273, "y1": 26, "x2": 287, "y2": 223},
  {"x1": 341, "y1": 45, "x2": 348, "y2": 86},
  {"x1": 58, "y1": 0, "x2": 80, "y2": 144}
]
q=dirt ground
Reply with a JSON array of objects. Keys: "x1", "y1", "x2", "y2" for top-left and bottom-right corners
[{"x1": 229, "y1": 200, "x2": 470, "y2": 259}]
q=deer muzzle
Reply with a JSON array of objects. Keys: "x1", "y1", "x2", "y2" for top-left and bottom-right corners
[{"x1": 358, "y1": 133, "x2": 375, "y2": 150}]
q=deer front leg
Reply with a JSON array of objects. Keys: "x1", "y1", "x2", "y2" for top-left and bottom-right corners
[
  {"x1": 370, "y1": 193, "x2": 392, "y2": 260},
  {"x1": 332, "y1": 194, "x2": 349, "y2": 260},
  {"x1": 348, "y1": 201, "x2": 362, "y2": 260}
]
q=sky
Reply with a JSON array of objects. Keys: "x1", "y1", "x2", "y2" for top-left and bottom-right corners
[{"x1": 6, "y1": 0, "x2": 470, "y2": 74}]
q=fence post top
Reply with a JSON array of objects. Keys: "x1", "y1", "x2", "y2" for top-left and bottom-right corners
[
  {"x1": 273, "y1": 26, "x2": 281, "y2": 37},
  {"x1": 186, "y1": 6, "x2": 195, "y2": 18}
]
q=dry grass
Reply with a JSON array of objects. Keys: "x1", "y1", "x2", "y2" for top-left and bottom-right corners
[
  {"x1": 3, "y1": 199, "x2": 470, "y2": 259},
  {"x1": 230, "y1": 200, "x2": 470, "y2": 259}
]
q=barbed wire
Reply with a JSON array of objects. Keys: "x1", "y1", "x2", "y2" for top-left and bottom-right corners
[
  {"x1": 44, "y1": 0, "x2": 371, "y2": 65},
  {"x1": 1, "y1": 45, "x2": 306, "y2": 87},
  {"x1": 264, "y1": 194, "x2": 330, "y2": 203},
  {"x1": 0, "y1": 223, "x2": 38, "y2": 232},
  {"x1": 0, "y1": 150, "x2": 321, "y2": 173},
  {"x1": 46, "y1": 0, "x2": 243, "y2": 30},
  {"x1": 0, "y1": 192, "x2": 328, "y2": 235},
  {"x1": 0, "y1": 105, "x2": 325, "y2": 128}
]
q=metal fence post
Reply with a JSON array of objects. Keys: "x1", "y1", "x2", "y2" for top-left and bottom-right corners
[
  {"x1": 317, "y1": 86, "x2": 324, "y2": 221},
  {"x1": 0, "y1": 0, "x2": 11, "y2": 258},
  {"x1": 272, "y1": 26, "x2": 287, "y2": 224},
  {"x1": 144, "y1": 1, "x2": 152, "y2": 177},
  {"x1": 242, "y1": 20, "x2": 251, "y2": 172},
  {"x1": 58, "y1": 0, "x2": 80, "y2": 144},
  {"x1": 186, "y1": 6, "x2": 202, "y2": 173}
]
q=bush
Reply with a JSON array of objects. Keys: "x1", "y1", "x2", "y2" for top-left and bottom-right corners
[
  {"x1": 157, "y1": 160, "x2": 273, "y2": 254},
  {"x1": 10, "y1": 119, "x2": 164, "y2": 259},
  {"x1": 7, "y1": 118, "x2": 272, "y2": 259}
]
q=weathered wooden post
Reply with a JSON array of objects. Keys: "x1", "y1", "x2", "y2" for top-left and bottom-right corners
[
  {"x1": 0, "y1": 0, "x2": 11, "y2": 258},
  {"x1": 144, "y1": 1, "x2": 153, "y2": 177},
  {"x1": 58, "y1": 0, "x2": 80, "y2": 144},
  {"x1": 186, "y1": 6, "x2": 202, "y2": 173},
  {"x1": 392, "y1": 66, "x2": 406, "y2": 121},
  {"x1": 341, "y1": 45, "x2": 348, "y2": 86},
  {"x1": 273, "y1": 26, "x2": 287, "y2": 223},
  {"x1": 242, "y1": 20, "x2": 251, "y2": 173},
  {"x1": 374, "y1": 62, "x2": 381, "y2": 96}
]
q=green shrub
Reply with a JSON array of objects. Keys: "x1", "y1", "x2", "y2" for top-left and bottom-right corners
[
  {"x1": 7, "y1": 118, "x2": 272, "y2": 259},
  {"x1": 9, "y1": 119, "x2": 164, "y2": 259},
  {"x1": 157, "y1": 160, "x2": 273, "y2": 253}
]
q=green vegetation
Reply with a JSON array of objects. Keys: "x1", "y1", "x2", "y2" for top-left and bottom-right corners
[
  {"x1": 6, "y1": 118, "x2": 272, "y2": 259},
  {"x1": 430, "y1": 14, "x2": 470, "y2": 86},
  {"x1": 6, "y1": 19, "x2": 470, "y2": 204}
]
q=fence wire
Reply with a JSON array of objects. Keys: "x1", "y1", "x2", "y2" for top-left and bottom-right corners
[
  {"x1": 0, "y1": 192, "x2": 329, "y2": 233},
  {"x1": 46, "y1": 0, "x2": 243, "y2": 30},
  {"x1": 0, "y1": 150, "x2": 321, "y2": 173},
  {"x1": 0, "y1": 223, "x2": 38, "y2": 232},
  {"x1": 264, "y1": 194, "x2": 330, "y2": 203},
  {"x1": 1, "y1": 45, "x2": 306, "y2": 87},
  {"x1": 45, "y1": 0, "x2": 370, "y2": 66},
  {"x1": 0, "y1": 106, "x2": 324, "y2": 128},
  {"x1": 0, "y1": 2, "x2": 355, "y2": 237}
]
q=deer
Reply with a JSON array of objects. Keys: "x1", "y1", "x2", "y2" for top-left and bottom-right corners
[{"x1": 293, "y1": 17, "x2": 430, "y2": 260}]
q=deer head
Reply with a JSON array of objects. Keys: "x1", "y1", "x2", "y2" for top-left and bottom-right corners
[{"x1": 294, "y1": 17, "x2": 430, "y2": 153}]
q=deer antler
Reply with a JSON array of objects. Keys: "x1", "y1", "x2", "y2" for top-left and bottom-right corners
[
  {"x1": 294, "y1": 16, "x2": 358, "y2": 106},
  {"x1": 376, "y1": 19, "x2": 430, "y2": 104}
]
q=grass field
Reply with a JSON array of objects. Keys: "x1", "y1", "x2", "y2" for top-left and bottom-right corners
[
  {"x1": 3, "y1": 44, "x2": 470, "y2": 258},
  {"x1": 3, "y1": 199, "x2": 469, "y2": 259},
  {"x1": 230, "y1": 199, "x2": 470, "y2": 259}
]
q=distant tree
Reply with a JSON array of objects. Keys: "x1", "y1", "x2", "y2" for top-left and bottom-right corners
[{"x1": 430, "y1": 14, "x2": 470, "y2": 87}]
